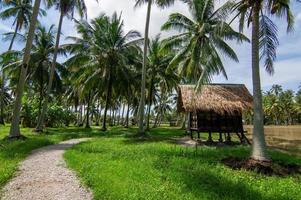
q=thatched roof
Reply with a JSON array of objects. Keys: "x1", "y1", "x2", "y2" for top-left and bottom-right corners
[{"x1": 177, "y1": 84, "x2": 253, "y2": 114}]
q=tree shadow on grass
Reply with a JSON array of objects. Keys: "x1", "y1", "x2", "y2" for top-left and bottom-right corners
[
  {"x1": 175, "y1": 167, "x2": 269, "y2": 200},
  {"x1": 152, "y1": 148, "x2": 270, "y2": 200}
]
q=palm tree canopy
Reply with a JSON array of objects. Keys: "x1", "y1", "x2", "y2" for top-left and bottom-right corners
[
  {"x1": 63, "y1": 12, "x2": 142, "y2": 97},
  {"x1": 46, "y1": 0, "x2": 87, "y2": 18},
  {"x1": 134, "y1": 0, "x2": 176, "y2": 8},
  {"x1": 232, "y1": 0, "x2": 294, "y2": 74},
  {"x1": 162, "y1": 0, "x2": 249, "y2": 87},
  {"x1": 0, "y1": 0, "x2": 46, "y2": 30}
]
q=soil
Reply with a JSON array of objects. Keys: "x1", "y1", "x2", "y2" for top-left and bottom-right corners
[
  {"x1": 222, "y1": 157, "x2": 301, "y2": 176},
  {"x1": 3, "y1": 134, "x2": 27, "y2": 141}
]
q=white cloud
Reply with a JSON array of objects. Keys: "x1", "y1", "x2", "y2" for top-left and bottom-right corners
[
  {"x1": 0, "y1": 23, "x2": 12, "y2": 32},
  {"x1": 0, "y1": 0, "x2": 300, "y2": 92}
]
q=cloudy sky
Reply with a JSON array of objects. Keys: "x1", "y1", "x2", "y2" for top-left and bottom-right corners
[{"x1": 1, "y1": 0, "x2": 301, "y2": 92}]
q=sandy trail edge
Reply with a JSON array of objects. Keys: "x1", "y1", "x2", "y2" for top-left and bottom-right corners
[{"x1": 1, "y1": 138, "x2": 93, "y2": 200}]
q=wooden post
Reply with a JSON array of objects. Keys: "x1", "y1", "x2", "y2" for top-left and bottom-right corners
[
  {"x1": 208, "y1": 131, "x2": 213, "y2": 142},
  {"x1": 226, "y1": 133, "x2": 231, "y2": 143},
  {"x1": 219, "y1": 132, "x2": 223, "y2": 142}
]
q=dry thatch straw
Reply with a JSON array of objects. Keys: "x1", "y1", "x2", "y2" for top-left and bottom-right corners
[{"x1": 177, "y1": 84, "x2": 253, "y2": 115}]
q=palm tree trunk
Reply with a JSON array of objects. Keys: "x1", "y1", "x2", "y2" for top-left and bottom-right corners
[
  {"x1": 8, "y1": 23, "x2": 19, "y2": 50},
  {"x1": 121, "y1": 103, "x2": 125, "y2": 125},
  {"x1": 250, "y1": 3, "x2": 269, "y2": 162},
  {"x1": 9, "y1": 0, "x2": 42, "y2": 138},
  {"x1": 78, "y1": 104, "x2": 83, "y2": 126},
  {"x1": 117, "y1": 106, "x2": 121, "y2": 125},
  {"x1": 102, "y1": 73, "x2": 112, "y2": 131},
  {"x1": 0, "y1": 72, "x2": 5, "y2": 125},
  {"x1": 35, "y1": 12, "x2": 64, "y2": 132},
  {"x1": 125, "y1": 104, "x2": 130, "y2": 128},
  {"x1": 85, "y1": 92, "x2": 91, "y2": 128},
  {"x1": 146, "y1": 79, "x2": 153, "y2": 130},
  {"x1": 95, "y1": 100, "x2": 100, "y2": 126},
  {"x1": 38, "y1": 70, "x2": 43, "y2": 122},
  {"x1": 138, "y1": 0, "x2": 152, "y2": 135}
]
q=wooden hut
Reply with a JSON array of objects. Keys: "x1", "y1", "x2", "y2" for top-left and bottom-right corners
[{"x1": 177, "y1": 84, "x2": 253, "y2": 144}]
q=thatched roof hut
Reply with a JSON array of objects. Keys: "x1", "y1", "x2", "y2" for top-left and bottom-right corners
[{"x1": 177, "y1": 84, "x2": 253, "y2": 115}]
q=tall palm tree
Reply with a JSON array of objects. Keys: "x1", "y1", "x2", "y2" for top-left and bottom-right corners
[
  {"x1": 145, "y1": 35, "x2": 178, "y2": 130},
  {"x1": 0, "y1": 51, "x2": 17, "y2": 125},
  {"x1": 233, "y1": 0, "x2": 294, "y2": 162},
  {"x1": 29, "y1": 25, "x2": 65, "y2": 118},
  {"x1": 134, "y1": 0, "x2": 176, "y2": 135},
  {"x1": 0, "y1": 0, "x2": 45, "y2": 125},
  {"x1": 4, "y1": 25, "x2": 65, "y2": 122},
  {"x1": 9, "y1": 0, "x2": 43, "y2": 139},
  {"x1": 35, "y1": 0, "x2": 87, "y2": 132},
  {"x1": 64, "y1": 13, "x2": 141, "y2": 131},
  {"x1": 162, "y1": 0, "x2": 248, "y2": 85}
]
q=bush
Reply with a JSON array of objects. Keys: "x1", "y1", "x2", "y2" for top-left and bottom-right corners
[{"x1": 21, "y1": 97, "x2": 76, "y2": 128}]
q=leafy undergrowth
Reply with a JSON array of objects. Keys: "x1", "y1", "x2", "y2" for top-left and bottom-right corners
[
  {"x1": 65, "y1": 127, "x2": 301, "y2": 200},
  {"x1": 0, "y1": 125, "x2": 101, "y2": 190}
]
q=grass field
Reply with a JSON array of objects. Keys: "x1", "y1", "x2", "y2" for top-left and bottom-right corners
[
  {"x1": 64, "y1": 127, "x2": 301, "y2": 200},
  {"x1": 1, "y1": 125, "x2": 301, "y2": 199}
]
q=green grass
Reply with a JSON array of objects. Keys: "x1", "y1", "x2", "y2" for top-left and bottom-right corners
[
  {"x1": 1, "y1": 126, "x2": 301, "y2": 200},
  {"x1": 0, "y1": 125, "x2": 101, "y2": 190},
  {"x1": 64, "y1": 127, "x2": 301, "y2": 200}
]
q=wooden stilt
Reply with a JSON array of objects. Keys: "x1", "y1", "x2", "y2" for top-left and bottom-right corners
[
  {"x1": 208, "y1": 131, "x2": 213, "y2": 142},
  {"x1": 219, "y1": 132, "x2": 223, "y2": 142},
  {"x1": 226, "y1": 133, "x2": 231, "y2": 142}
]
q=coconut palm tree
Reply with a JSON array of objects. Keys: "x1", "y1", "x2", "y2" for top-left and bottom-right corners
[
  {"x1": 0, "y1": 0, "x2": 45, "y2": 125},
  {"x1": 232, "y1": 0, "x2": 294, "y2": 162},
  {"x1": 145, "y1": 35, "x2": 178, "y2": 130},
  {"x1": 4, "y1": 25, "x2": 66, "y2": 122},
  {"x1": 35, "y1": 0, "x2": 87, "y2": 132},
  {"x1": 8, "y1": 0, "x2": 44, "y2": 139},
  {"x1": 0, "y1": 51, "x2": 17, "y2": 125},
  {"x1": 162, "y1": 0, "x2": 248, "y2": 86},
  {"x1": 134, "y1": 0, "x2": 177, "y2": 135},
  {"x1": 63, "y1": 13, "x2": 141, "y2": 131},
  {"x1": 0, "y1": 0, "x2": 46, "y2": 50}
]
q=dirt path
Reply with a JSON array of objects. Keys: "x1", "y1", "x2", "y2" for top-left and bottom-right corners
[{"x1": 1, "y1": 138, "x2": 93, "y2": 200}]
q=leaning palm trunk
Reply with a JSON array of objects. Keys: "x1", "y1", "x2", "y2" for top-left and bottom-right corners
[
  {"x1": 0, "y1": 72, "x2": 5, "y2": 125},
  {"x1": 138, "y1": 0, "x2": 152, "y2": 135},
  {"x1": 250, "y1": 3, "x2": 269, "y2": 162},
  {"x1": 35, "y1": 12, "x2": 64, "y2": 132},
  {"x1": 9, "y1": 0, "x2": 42, "y2": 138},
  {"x1": 0, "y1": 24, "x2": 19, "y2": 125}
]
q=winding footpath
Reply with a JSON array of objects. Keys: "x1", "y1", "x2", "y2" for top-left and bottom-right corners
[{"x1": 1, "y1": 138, "x2": 93, "y2": 200}]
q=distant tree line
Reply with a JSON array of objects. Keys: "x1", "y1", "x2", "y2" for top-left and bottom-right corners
[{"x1": 244, "y1": 84, "x2": 301, "y2": 125}]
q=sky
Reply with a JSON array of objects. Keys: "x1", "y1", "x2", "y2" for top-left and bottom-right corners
[{"x1": 1, "y1": 0, "x2": 301, "y2": 93}]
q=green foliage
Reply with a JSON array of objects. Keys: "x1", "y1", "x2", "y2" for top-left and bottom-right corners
[
  {"x1": 20, "y1": 96, "x2": 76, "y2": 128},
  {"x1": 162, "y1": 0, "x2": 249, "y2": 87},
  {"x1": 65, "y1": 127, "x2": 301, "y2": 200}
]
